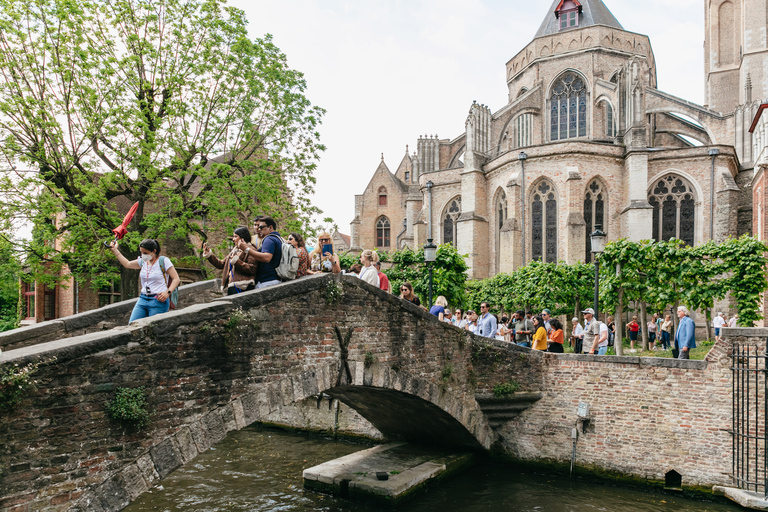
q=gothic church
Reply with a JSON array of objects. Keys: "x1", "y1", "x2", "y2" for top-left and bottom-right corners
[{"x1": 351, "y1": 0, "x2": 767, "y2": 280}]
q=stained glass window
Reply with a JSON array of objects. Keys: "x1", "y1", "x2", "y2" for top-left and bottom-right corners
[
  {"x1": 443, "y1": 197, "x2": 461, "y2": 245},
  {"x1": 551, "y1": 72, "x2": 588, "y2": 141},
  {"x1": 648, "y1": 175, "x2": 697, "y2": 245},
  {"x1": 496, "y1": 190, "x2": 507, "y2": 273},
  {"x1": 532, "y1": 181, "x2": 557, "y2": 262},
  {"x1": 584, "y1": 180, "x2": 607, "y2": 262}
]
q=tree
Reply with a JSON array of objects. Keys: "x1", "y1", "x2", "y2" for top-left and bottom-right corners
[
  {"x1": 386, "y1": 244, "x2": 468, "y2": 308},
  {"x1": 0, "y1": 0, "x2": 325, "y2": 297}
]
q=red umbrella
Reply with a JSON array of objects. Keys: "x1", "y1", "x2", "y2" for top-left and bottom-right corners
[{"x1": 111, "y1": 201, "x2": 139, "y2": 240}]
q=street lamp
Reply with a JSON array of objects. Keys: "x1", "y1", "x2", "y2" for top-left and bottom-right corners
[
  {"x1": 425, "y1": 180, "x2": 436, "y2": 307},
  {"x1": 518, "y1": 152, "x2": 527, "y2": 266},
  {"x1": 590, "y1": 225, "x2": 607, "y2": 321}
]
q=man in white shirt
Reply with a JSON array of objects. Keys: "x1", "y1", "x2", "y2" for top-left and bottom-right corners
[{"x1": 713, "y1": 312, "x2": 726, "y2": 342}]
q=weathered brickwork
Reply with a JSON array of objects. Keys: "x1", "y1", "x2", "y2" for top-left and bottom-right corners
[{"x1": 0, "y1": 273, "x2": 748, "y2": 511}]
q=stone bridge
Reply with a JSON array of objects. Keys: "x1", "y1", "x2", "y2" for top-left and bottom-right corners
[{"x1": 0, "y1": 273, "x2": 748, "y2": 511}]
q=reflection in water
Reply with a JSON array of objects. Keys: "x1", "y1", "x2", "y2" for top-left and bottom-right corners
[{"x1": 126, "y1": 425, "x2": 739, "y2": 512}]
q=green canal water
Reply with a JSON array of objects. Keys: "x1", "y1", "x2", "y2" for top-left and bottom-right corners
[{"x1": 125, "y1": 425, "x2": 741, "y2": 512}]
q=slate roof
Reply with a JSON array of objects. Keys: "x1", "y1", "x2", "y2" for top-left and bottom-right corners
[{"x1": 534, "y1": 0, "x2": 623, "y2": 39}]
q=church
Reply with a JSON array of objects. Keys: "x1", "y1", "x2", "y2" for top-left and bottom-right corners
[{"x1": 350, "y1": 0, "x2": 765, "y2": 280}]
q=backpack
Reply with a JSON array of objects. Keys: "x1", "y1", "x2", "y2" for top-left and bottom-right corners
[
  {"x1": 267, "y1": 233, "x2": 298, "y2": 281},
  {"x1": 159, "y1": 257, "x2": 179, "y2": 309}
]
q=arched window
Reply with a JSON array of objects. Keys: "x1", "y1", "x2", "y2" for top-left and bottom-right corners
[
  {"x1": 603, "y1": 102, "x2": 615, "y2": 138},
  {"x1": 584, "y1": 180, "x2": 606, "y2": 262},
  {"x1": 378, "y1": 186, "x2": 387, "y2": 206},
  {"x1": 442, "y1": 197, "x2": 461, "y2": 245},
  {"x1": 495, "y1": 190, "x2": 507, "y2": 273},
  {"x1": 648, "y1": 175, "x2": 696, "y2": 245},
  {"x1": 550, "y1": 72, "x2": 588, "y2": 141},
  {"x1": 376, "y1": 216, "x2": 390, "y2": 248},
  {"x1": 532, "y1": 181, "x2": 557, "y2": 262},
  {"x1": 516, "y1": 113, "x2": 532, "y2": 148}
]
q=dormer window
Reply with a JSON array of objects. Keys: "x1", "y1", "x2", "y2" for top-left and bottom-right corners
[{"x1": 555, "y1": 0, "x2": 581, "y2": 30}]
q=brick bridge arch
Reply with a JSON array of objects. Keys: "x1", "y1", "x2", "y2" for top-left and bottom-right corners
[{"x1": 1, "y1": 274, "x2": 522, "y2": 512}]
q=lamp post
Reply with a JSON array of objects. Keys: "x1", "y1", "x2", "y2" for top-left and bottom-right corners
[
  {"x1": 708, "y1": 148, "x2": 719, "y2": 240},
  {"x1": 425, "y1": 181, "x2": 436, "y2": 307},
  {"x1": 424, "y1": 240, "x2": 437, "y2": 308},
  {"x1": 590, "y1": 226, "x2": 607, "y2": 321},
  {"x1": 518, "y1": 152, "x2": 527, "y2": 266}
]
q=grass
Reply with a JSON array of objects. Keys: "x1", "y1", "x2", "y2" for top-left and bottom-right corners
[{"x1": 561, "y1": 338, "x2": 715, "y2": 360}]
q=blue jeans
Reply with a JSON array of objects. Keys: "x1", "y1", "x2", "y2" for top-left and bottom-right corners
[
  {"x1": 256, "y1": 279, "x2": 281, "y2": 289},
  {"x1": 129, "y1": 294, "x2": 171, "y2": 322},
  {"x1": 517, "y1": 341, "x2": 531, "y2": 348},
  {"x1": 598, "y1": 346, "x2": 608, "y2": 355},
  {"x1": 661, "y1": 331, "x2": 670, "y2": 349}
]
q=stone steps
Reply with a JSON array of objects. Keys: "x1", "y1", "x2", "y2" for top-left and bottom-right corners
[{"x1": 475, "y1": 392, "x2": 544, "y2": 429}]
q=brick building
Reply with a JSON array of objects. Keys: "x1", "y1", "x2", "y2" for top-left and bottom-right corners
[{"x1": 351, "y1": 0, "x2": 760, "y2": 280}]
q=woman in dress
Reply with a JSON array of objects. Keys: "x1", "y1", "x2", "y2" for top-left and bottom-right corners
[
  {"x1": 287, "y1": 232, "x2": 314, "y2": 277},
  {"x1": 358, "y1": 250, "x2": 380, "y2": 287},
  {"x1": 309, "y1": 231, "x2": 341, "y2": 274},
  {"x1": 547, "y1": 318, "x2": 565, "y2": 353},
  {"x1": 532, "y1": 315, "x2": 548, "y2": 351},
  {"x1": 203, "y1": 227, "x2": 259, "y2": 295},
  {"x1": 399, "y1": 281, "x2": 420, "y2": 306},
  {"x1": 110, "y1": 238, "x2": 181, "y2": 322}
]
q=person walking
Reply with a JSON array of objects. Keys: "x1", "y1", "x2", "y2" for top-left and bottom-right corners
[
  {"x1": 582, "y1": 308, "x2": 601, "y2": 355},
  {"x1": 660, "y1": 314, "x2": 673, "y2": 350},
  {"x1": 515, "y1": 310, "x2": 533, "y2": 348},
  {"x1": 202, "y1": 227, "x2": 259, "y2": 294},
  {"x1": 647, "y1": 315, "x2": 657, "y2": 349},
  {"x1": 478, "y1": 302, "x2": 498, "y2": 338},
  {"x1": 531, "y1": 315, "x2": 548, "y2": 351},
  {"x1": 110, "y1": 239, "x2": 180, "y2": 322},
  {"x1": 713, "y1": 312, "x2": 726, "y2": 342},
  {"x1": 675, "y1": 306, "x2": 696, "y2": 359},
  {"x1": 571, "y1": 317, "x2": 584, "y2": 353},
  {"x1": 627, "y1": 316, "x2": 640, "y2": 352}
]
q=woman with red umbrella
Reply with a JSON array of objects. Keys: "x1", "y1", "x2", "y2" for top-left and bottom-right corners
[{"x1": 109, "y1": 239, "x2": 181, "y2": 322}]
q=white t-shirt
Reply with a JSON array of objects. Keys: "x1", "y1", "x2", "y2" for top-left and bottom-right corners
[
  {"x1": 729, "y1": 317, "x2": 737, "y2": 327},
  {"x1": 358, "y1": 265, "x2": 380, "y2": 288},
  {"x1": 138, "y1": 256, "x2": 174, "y2": 295},
  {"x1": 598, "y1": 322, "x2": 609, "y2": 347},
  {"x1": 713, "y1": 315, "x2": 726, "y2": 328}
]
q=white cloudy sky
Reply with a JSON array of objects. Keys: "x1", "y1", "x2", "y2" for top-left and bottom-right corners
[{"x1": 233, "y1": 0, "x2": 703, "y2": 234}]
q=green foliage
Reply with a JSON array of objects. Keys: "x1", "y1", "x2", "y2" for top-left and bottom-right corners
[
  {"x1": 600, "y1": 236, "x2": 768, "y2": 327},
  {"x1": 0, "y1": 0, "x2": 325, "y2": 294},
  {"x1": 441, "y1": 363, "x2": 454, "y2": 381},
  {"x1": 338, "y1": 252, "x2": 359, "y2": 270},
  {"x1": 0, "y1": 239, "x2": 21, "y2": 331},
  {"x1": 493, "y1": 380, "x2": 520, "y2": 397},
  {"x1": 465, "y1": 260, "x2": 594, "y2": 316},
  {"x1": 325, "y1": 281, "x2": 343, "y2": 305},
  {"x1": 106, "y1": 387, "x2": 150, "y2": 430},
  {"x1": 364, "y1": 352, "x2": 376, "y2": 367},
  {"x1": 0, "y1": 360, "x2": 45, "y2": 412},
  {"x1": 386, "y1": 244, "x2": 468, "y2": 307}
]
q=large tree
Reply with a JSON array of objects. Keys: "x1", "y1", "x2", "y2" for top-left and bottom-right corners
[{"x1": 0, "y1": 0, "x2": 324, "y2": 296}]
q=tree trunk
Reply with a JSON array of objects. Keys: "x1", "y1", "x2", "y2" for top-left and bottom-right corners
[
  {"x1": 117, "y1": 240, "x2": 140, "y2": 300},
  {"x1": 615, "y1": 286, "x2": 624, "y2": 356},
  {"x1": 706, "y1": 307, "x2": 713, "y2": 341},
  {"x1": 640, "y1": 300, "x2": 648, "y2": 351}
]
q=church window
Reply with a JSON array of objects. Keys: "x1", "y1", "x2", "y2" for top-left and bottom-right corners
[
  {"x1": 532, "y1": 181, "x2": 557, "y2": 262},
  {"x1": 378, "y1": 186, "x2": 387, "y2": 206},
  {"x1": 584, "y1": 180, "x2": 606, "y2": 262},
  {"x1": 495, "y1": 190, "x2": 508, "y2": 273},
  {"x1": 517, "y1": 87, "x2": 529, "y2": 98},
  {"x1": 550, "y1": 72, "x2": 588, "y2": 141},
  {"x1": 516, "y1": 113, "x2": 532, "y2": 148},
  {"x1": 376, "y1": 216, "x2": 390, "y2": 248},
  {"x1": 648, "y1": 175, "x2": 696, "y2": 246},
  {"x1": 442, "y1": 197, "x2": 461, "y2": 245},
  {"x1": 404, "y1": 171, "x2": 410, "y2": 181},
  {"x1": 556, "y1": 0, "x2": 581, "y2": 30},
  {"x1": 605, "y1": 103, "x2": 615, "y2": 138}
]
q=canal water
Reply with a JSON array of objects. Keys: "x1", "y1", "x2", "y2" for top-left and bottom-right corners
[{"x1": 126, "y1": 425, "x2": 740, "y2": 512}]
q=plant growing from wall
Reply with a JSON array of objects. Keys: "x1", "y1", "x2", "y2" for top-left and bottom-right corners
[
  {"x1": 325, "y1": 281, "x2": 343, "y2": 305},
  {"x1": 0, "y1": 359, "x2": 46, "y2": 413},
  {"x1": 106, "y1": 387, "x2": 150, "y2": 430},
  {"x1": 493, "y1": 380, "x2": 520, "y2": 397}
]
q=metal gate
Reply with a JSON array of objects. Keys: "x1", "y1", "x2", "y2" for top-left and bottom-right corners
[{"x1": 732, "y1": 340, "x2": 768, "y2": 497}]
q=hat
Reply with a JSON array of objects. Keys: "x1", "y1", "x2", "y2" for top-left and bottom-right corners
[
  {"x1": 582, "y1": 308, "x2": 595, "y2": 315},
  {"x1": 542, "y1": 308, "x2": 551, "y2": 315}
]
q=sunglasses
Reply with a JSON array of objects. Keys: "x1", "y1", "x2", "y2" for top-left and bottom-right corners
[
  {"x1": 287, "y1": 237, "x2": 294, "y2": 241},
  {"x1": 257, "y1": 225, "x2": 268, "y2": 230},
  {"x1": 319, "y1": 238, "x2": 330, "y2": 242}
]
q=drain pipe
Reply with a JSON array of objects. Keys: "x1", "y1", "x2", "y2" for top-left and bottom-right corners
[{"x1": 570, "y1": 426, "x2": 578, "y2": 478}]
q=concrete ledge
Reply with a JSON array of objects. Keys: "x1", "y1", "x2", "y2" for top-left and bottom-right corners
[
  {"x1": 723, "y1": 327, "x2": 768, "y2": 338},
  {"x1": 132, "y1": 301, "x2": 233, "y2": 335},
  {"x1": 0, "y1": 319, "x2": 64, "y2": 349},
  {"x1": 0, "y1": 329, "x2": 135, "y2": 366},
  {"x1": 713, "y1": 486, "x2": 768, "y2": 510}
]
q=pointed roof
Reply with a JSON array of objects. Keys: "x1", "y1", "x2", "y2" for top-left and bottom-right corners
[{"x1": 534, "y1": 0, "x2": 623, "y2": 39}]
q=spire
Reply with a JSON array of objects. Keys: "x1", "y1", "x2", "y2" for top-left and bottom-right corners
[{"x1": 534, "y1": 0, "x2": 623, "y2": 39}]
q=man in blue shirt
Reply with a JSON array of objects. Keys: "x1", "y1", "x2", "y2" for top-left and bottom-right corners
[
  {"x1": 253, "y1": 216, "x2": 282, "y2": 289},
  {"x1": 478, "y1": 302, "x2": 497, "y2": 338},
  {"x1": 674, "y1": 305, "x2": 696, "y2": 359}
]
